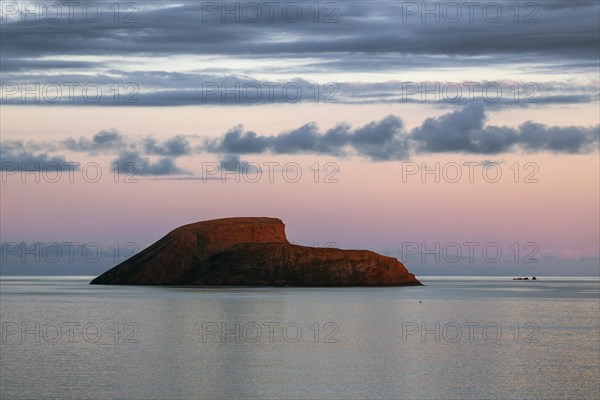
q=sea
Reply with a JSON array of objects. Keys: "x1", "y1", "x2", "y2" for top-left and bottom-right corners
[{"x1": 1, "y1": 276, "x2": 599, "y2": 400}]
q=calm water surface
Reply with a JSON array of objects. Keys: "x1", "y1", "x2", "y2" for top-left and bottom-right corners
[{"x1": 1, "y1": 276, "x2": 599, "y2": 399}]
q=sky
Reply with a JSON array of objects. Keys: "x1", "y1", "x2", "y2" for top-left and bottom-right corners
[{"x1": 0, "y1": 0, "x2": 599, "y2": 276}]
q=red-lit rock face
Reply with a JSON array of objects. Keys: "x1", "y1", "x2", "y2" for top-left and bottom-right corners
[{"x1": 90, "y1": 217, "x2": 421, "y2": 286}]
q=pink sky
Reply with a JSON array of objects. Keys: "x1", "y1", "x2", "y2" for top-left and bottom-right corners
[{"x1": 2, "y1": 103, "x2": 598, "y2": 275}]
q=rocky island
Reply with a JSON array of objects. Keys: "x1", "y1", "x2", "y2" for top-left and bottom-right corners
[{"x1": 90, "y1": 217, "x2": 421, "y2": 286}]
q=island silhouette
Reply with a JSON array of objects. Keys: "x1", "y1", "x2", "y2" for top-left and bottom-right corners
[{"x1": 91, "y1": 217, "x2": 421, "y2": 286}]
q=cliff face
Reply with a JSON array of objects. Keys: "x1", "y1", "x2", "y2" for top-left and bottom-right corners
[
  {"x1": 90, "y1": 217, "x2": 421, "y2": 286},
  {"x1": 183, "y1": 243, "x2": 420, "y2": 286}
]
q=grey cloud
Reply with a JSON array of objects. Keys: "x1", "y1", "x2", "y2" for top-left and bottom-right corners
[
  {"x1": 349, "y1": 116, "x2": 409, "y2": 160},
  {"x1": 220, "y1": 126, "x2": 270, "y2": 153},
  {"x1": 63, "y1": 129, "x2": 125, "y2": 153},
  {"x1": 209, "y1": 104, "x2": 599, "y2": 159},
  {"x1": 0, "y1": 140, "x2": 78, "y2": 171},
  {"x1": 2, "y1": 71, "x2": 596, "y2": 107},
  {"x1": 271, "y1": 123, "x2": 323, "y2": 154},
  {"x1": 410, "y1": 103, "x2": 518, "y2": 154},
  {"x1": 62, "y1": 130, "x2": 195, "y2": 158},
  {"x1": 0, "y1": 58, "x2": 98, "y2": 72},
  {"x1": 219, "y1": 154, "x2": 253, "y2": 171},
  {"x1": 2, "y1": 105, "x2": 598, "y2": 173},
  {"x1": 143, "y1": 135, "x2": 191, "y2": 156},
  {"x1": 1, "y1": 136, "x2": 191, "y2": 176},
  {"x1": 111, "y1": 151, "x2": 189, "y2": 176},
  {"x1": 518, "y1": 122, "x2": 600, "y2": 154},
  {"x1": 409, "y1": 103, "x2": 599, "y2": 155},
  {"x1": 1, "y1": 1, "x2": 598, "y2": 69},
  {"x1": 214, "y1": 115, "x2": 409, "y2": 160}
]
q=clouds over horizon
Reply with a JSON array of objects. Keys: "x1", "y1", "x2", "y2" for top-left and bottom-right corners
[
  {"x1": 2, "y1": 1, "x2": 598, "y2": 61},
  {"x1": 209, "y1": 115, "x2": 410, "y2": 160},
  {"x1": 211, "y1": 104, "x2": 599, "y2": 159},
  {"x1": 111, "y1": 151, "x2": 190, "y2": 176},
  {"x1": 1, "y1": 130, "x2": 193, "y2": 175},
  {"x1": 411, "y1": 104, "x2": 600, "y2": 155},
  {"x1": 0, "y1": 140, "x2": 78, "y2": 171},
  {"x1": 1, "y1": 72, "x2": 598, "y2": 107},
  {"x1": 1, "y1": 104, "x2": 598, "y2": 175},
  {"x1": 1, "y1": 1, "x2": 599, "y2": 107}
]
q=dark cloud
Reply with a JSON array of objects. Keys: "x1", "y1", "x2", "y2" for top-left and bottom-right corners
[
  {"x1": 143, "y1": 135, "x2": 191, "y2": 156},
  {"x1": 212, "y1": 115, "x2": 409, "y2": 160},
  {"x1": 409, "y1": 103, "x2": 599, "y2": 155},
  {"x1": 209, "y1": 103, "x2": 598, "y2": 159},
  {"x1": 1, "y1": 1, "x2": 598, "y2": 85},
  {"x1": 2, "y1": 106, "x2": 598, "y2": 175},
  {"x1": 62, "y1": 130, "x2": 195, "y2": 158},
  {"x1": 111, "y1": 152, "x2": 189, "y2": 176},
  {"x1": 410, "y1": 103, "x2": 517, "y2": 154},
  {"x1": 2, "y1": 1, "x2": 598, "y2": 60},
  {"x1": 271, "y1": 123, "x2": 322, "y2": 154},
  {"x1": 0, "y1": 58, "x2": 98, "y2": 72},
  {"x1": 518, "y1": 122, "x2": 600, "y2": 154},
  {"x1": 350, "y1": 116, "x2": 408, "y2": 160},
  {"x1": 219, "y1": 154, "x2": 253, "y2": 171},
  {"x1": 0, "y1": 140, "x2": 79, "y2": 171},
  {"x1": 219, "y1": 126, "x2": 270, "y2": 154},
  {"x1": 1, "y1": 71, "x2": 596, "y2": 106},
  {"x1": 62, "y1": 129, "x2": 124, "y2": 153}
]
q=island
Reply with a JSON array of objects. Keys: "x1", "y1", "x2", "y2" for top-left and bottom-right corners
[{"x1": 90, "y1": 217, "x2": 421, "y2": 286}]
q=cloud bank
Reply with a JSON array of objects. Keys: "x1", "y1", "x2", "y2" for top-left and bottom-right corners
[
  {"x1": 2, "y1": 105, "x2": 598, "y2": 175},
  {"x1": 1, "y1": 1, "x2": 598, "y2": 106}
]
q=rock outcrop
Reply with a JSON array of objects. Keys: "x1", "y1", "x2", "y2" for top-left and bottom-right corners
[{"x1": 90, "y1": 217, "x2": 421, "y2": 286}]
